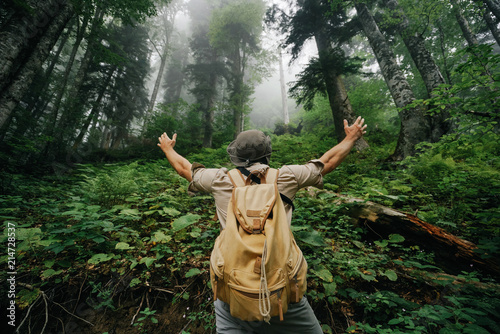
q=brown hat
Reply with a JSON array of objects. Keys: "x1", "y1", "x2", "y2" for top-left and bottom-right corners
[{"x1": 227, "y1": 130, "x2": 272, "y2": 167}]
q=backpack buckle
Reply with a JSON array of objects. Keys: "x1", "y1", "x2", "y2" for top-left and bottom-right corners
[{"x1": 253, "y1": 219, "x2": 262, "y2": 234}]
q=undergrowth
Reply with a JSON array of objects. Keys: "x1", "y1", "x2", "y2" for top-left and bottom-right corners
[{"x1": 1, "y1": 130, "x2": 499, "y2": 333}]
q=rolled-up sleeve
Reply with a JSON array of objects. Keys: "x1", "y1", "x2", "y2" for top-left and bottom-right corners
[
  {"x1": 188, "y1": 163, "x2": 231, "y2": 194},
  {"x1": 278, "y1": 159, "x2": 324, "y2": 201}
]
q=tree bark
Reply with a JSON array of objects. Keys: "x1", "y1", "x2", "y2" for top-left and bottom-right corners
[
  {"x1": 314, "y1": 29, "x2": 369, "y2": 150},
  {"x1": 146, "y1": 8, "x2": 177, "y2": 120},
  {"x1": 72, "y1": 66, "x2": 116, "y2": 151},
  {"x1": 484, "y1": 0, "x2": 500, "y2": 21},
  {"x1": 385, "y1": 0, "x2": 452, "y2": 142},
  {"x1": 0, "y1": 0, "x2": 70, "y2": 94},
  {"x1": 50, "y1": 7, "x2": 104, "y2": 155},
  {"x1": 147, "y1": 45, "x2": 169, "y2": 114},
  {"x1": 335, "y1": 196, "x2": 500, "y2": 277},
  {"x1": 483, "y1": 7, "x2": 500, "y2": 46},
  {"x1": 451, "y1": 0, "x2": 478, "y2": 47},
  {"x1": 0, "y1": 1, "x2": 74, "y2": 129},
  {"x1": 202, "y1": 56, "x2": 218, "y2": 148},
  {"x1": 279, "y1": 50, "x2": 290, "y2": 125},
  {"x1": 354, "y1": 1, "x2": 429, "y2": 160},
  {"x1": 45, "y1": 14, "x2": 90, "y2": 141}
]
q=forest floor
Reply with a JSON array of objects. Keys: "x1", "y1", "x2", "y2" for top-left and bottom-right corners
[{"x1": 1, "y1": 134, "x2": 500, "y2": 333}]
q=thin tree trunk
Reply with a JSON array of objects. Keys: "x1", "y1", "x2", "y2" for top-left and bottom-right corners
[
  {"x1": 23, "y1": 18, "x2": 74, "y2": 122},
  {"x1": 484, "y1": 0, "x2": 500, "y2": 21},
  {"x1": 147, "y1": 45, "x2": 169, "y2": 114},
  {"x1": 72, "y1": 66, "x2": 116, "y2": 151},
  {"x1": 385, "y1": 0, "x2": 452, "y2": 142},
  {"x1": 437, "y1": 22, "x2": 453, "y2": 85},
  {"x1": 279, "y1": 50, "x2": 289, "y2": 125},
  {"x1": 202, "y1": 57, "x2": 218, "y2": 148},
  {"x1": 354, "y1": 1, "x2": 429, "y2": 160},
  {"x1": 51, "y1": 7, "x2": 104, "y2": 154},
  {"x1": 45, "y1": 14, "x2": 90, "y2": 140},
  {"x1": 0, "y1": 2, "x2": 74, "y2": 129},
  {"x1": 314, "y1": 30, "x2": 369, "y2": 150},
  {"x1": 451, "y1": 0, "x2": 479, "y2": 47},
  {"x1": 483, "y1": 7, "x2": 500, "y2": 46}
]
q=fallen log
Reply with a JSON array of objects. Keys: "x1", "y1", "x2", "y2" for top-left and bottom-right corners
[{"x1": 331, "y1": 195, "x2": 500, "y2": 278}]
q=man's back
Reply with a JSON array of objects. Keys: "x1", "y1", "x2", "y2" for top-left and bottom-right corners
[{"x1": 189, "y1": 161, "x2": 324, "y2": 229}]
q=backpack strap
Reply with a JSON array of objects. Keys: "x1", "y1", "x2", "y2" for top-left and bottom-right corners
[
  {"x1": 228, "y1": 168, "x2": 246, "y2": 188},
  {"x1": 236, "y1": 167, "x2": 295, "y2": 211}
]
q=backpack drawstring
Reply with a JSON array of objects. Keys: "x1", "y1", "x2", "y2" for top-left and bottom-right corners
[{"x1": 258, "y1": 239, "x2": 271, "y2": 323}]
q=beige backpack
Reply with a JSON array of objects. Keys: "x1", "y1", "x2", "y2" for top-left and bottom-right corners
[{"x1": 210, "y1": 167, "x2": 308, "y2": 322}]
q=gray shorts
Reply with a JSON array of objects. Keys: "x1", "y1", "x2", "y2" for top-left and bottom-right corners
[{"x1": 214, "y1": 296, "x2": 323, "y2": 334}]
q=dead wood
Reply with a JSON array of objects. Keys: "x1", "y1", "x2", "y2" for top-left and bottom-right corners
[{"x1": 331, "y1": 195, "x2": 500, "y2": 277}]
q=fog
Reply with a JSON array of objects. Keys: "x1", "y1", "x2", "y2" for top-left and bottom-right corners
[{"x1": 145, "y1": 0, "x2": 319, "y2": 132}]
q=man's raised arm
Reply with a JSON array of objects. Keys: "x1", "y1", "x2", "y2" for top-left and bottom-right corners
[
  {"x1": 320, "y1": 117, "x2": 367, "y2": 175},
  {"x1": 158, "y1": 132, "x2": 193, "y2": 181}
]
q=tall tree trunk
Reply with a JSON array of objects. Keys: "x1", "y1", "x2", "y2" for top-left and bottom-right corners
[
  {"x1": 147, "y1": 45, "x2": 169, "y2": 114},
  {"x1": 483, "y1": 7, "x2": 500, "y2": 46},
  {"x1": 45, "y1": 14, "x2": 90, "y2": 141},
  {"x1": 354, "y1": 1, "x2": 430, "y2": 160},
  {"x1": 437, "y1": 21, "x2": 453, "y2": 85},
  {"x1": 202, "y1": 55, "x2": 218, "y2": 148},
  {"x1": 146, "y1": 9, "x2": 177, "y2": 121},
  {"x1": 0, "y1": 0, "x2": 71, "y2": 94},
  {"x1": 22, "y1": 18, "x2": 74, "y2": 124},
  {"x1": 314, "y1": 29, "x2": 369, "y2": 150},
  {"x1": 51, "y1": 7, "x2": 104, "y2": 155},
  {"x1": 0, "y1": 2, "x2": 74, "y2": 129},
  {"x1": 279, "y1": 50, "x2": 290, "y2": 125},
  {"x1": 230, "y1": 47, "x2": 245, "y2": 138},
  {"x1": 484, "y1": 0, "x2": 500, "y2": 20},
  {"x1": 451, "y1": 0, "x2": 478, "y2": 47},
  {"x1": 385, "y1": 0, "x2": 452, "y2": 142},
  {"x1": 72, "y1": 66, "x2": 116, "y2": 151}
]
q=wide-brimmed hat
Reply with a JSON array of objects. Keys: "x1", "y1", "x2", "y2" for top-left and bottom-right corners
[{"x1": 227, "y1": 130, "x2": 272, "y2": 167}]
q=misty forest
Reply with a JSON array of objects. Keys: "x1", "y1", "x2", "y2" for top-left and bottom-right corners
[{"x1": 1, "y1": 0, "x2": 500, "y2": 333}]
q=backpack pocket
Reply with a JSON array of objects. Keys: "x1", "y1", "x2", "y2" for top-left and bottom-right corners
[
  {"x1": 288, "y1": 251, "x2": 308, "y2": 304},
  {"x1": 227, "y1": 268, "x2": 287, "y2": 321},
  {"x1": 210, "y1": 243, "x2": 225, "y2": 301}
]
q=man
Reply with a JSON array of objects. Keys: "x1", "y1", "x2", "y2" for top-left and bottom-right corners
[{"x1": 158, "y1": 117, "x2": 367, "y2": 333}]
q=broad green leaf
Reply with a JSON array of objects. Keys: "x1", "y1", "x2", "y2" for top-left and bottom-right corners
[
  {"x1": 291, "y1": 225, "x2": 309, "y2": 232},
  {"x1": 151, "y1": 231, "x2": 171, "y2": 243},
  {"x1": 116, "y1": 242, "x2": 134, "y2": 250},
  {"x1": 323, "y1": 282, "x2": 337, "y2": 295},
  {"x1": 129, "y1": 278, "x2": 141, "y2": 287},
  {"x1": 16, "y1": 228, "x2": 42, "y2": 241},
  {"x1": 41, "y1": 269, "x2": 63, "y2": 279},
  {"x1": 311, "y1": 267, "x2": 333, "y2": 282},
  {"x1": 382, "y1": 269, "x2": 398, "y2": 281},
  {"x1": 162, "y1": 207, "x2": 181, "y2": 217},
  {"x1": 185, "y1": 268, "x2": 202, "y2": 278},
  {"x1": 88, "y1": 253, "x2": 114, "y2": 264},
  {"x1": 17, "y1": 288, "x2": 40, "y2": 308},
  {"x1": 120, "y1": 208, "x2": 141, "y2": 216},
  {"x1": 352, "y1": 240, "x2": 365, "y2": 249},
  {"x1": 139, "y1": 257, "x2": 156, "y2": 268},
  {"x1": 389, "y1": 234, "x2": 405, "y2": 243},
  {"x1": 172, "y1": 214, "x2": 201, "y2": 232},
  {"x1": 359, "y1": 270, "x2": 376, "y2": 281},
  {"x1": 374, "y1": 240, "x2": 389, "y2": 248},
  {"x1": 295, "y1": 230, "x2": 327, "y2": 247},
  {"x1": 388, "y1": 318, "x2": 404, "y2": 325},
  {"x1": 44, "y1": 260, "x2": 55, "y2": 268}
]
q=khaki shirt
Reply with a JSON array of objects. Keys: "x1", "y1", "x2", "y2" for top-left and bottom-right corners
[{"x1": 188, "y1": 160, "x2": 324, "y2": 229}]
